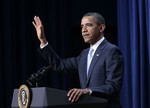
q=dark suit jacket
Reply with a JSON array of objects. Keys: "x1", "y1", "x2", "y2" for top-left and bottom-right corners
[{"x1": 38, "y1": 39, "x2": 124, "y2": 107}]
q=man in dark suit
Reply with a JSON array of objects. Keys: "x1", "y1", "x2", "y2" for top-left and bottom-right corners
[{"x1": 32, "y1": 12, "x2": 124, "y2": 108}]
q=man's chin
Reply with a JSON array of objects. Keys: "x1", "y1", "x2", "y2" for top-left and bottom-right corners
[{"x1": 84, "y1": 40, "x2": 90, "y2": 44}]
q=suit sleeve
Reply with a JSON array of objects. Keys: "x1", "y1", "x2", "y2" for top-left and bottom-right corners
[{"x1": 38, "y1": 45, "x2": 79, "y2": 73}]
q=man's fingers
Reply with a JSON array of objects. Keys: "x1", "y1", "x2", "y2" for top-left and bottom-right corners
[
  {"x1": 33, "y1": 16, "x2": 40, "y2": 26},
  {"x1": 67, "y1": 89, "x2": 82, "y2": 102},
  {"x1": 67, "y1": 89, "x2": 74, "y2": 97},
  {"x1": 70, "y1": 89, "x2": 79, "y2": 102},
  {"x1": 37, "y1": 16, "x2": 42, "y2": 25},
  {"x1": 75, "y1": 91, "x2": 82, "y2": 102},
  {"x1": 32, "y1": 21, "x2": 36, "y2": 28},
  {"x1": 34, "y1": 16, "x2": 41, "y2": 26},
  {"x1": 68, "y1": 89, "x2": 77, "y2": 101}
]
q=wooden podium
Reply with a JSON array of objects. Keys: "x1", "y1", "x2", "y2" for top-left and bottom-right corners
[{"x1": 11, "y1": 87, "x2": 108, "y2": 108}]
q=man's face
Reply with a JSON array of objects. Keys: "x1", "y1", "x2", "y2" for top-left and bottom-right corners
[{"x1": 81, "y1": 16, "x2": 105, "y2": 45}]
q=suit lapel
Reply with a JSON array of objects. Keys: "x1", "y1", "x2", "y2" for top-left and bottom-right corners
[{"x1": 86, "y1": 40, "x2": 106, "y2": 86}]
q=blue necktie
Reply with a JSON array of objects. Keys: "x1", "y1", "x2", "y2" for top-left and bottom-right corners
[{"x1": 87, "y1": 48, "x2": 94, "y2": 76}]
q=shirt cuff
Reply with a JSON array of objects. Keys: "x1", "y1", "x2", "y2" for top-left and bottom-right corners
[
  {"x1": 86, "y1": 88, "x2": 92, "y2": 95},
  {"x1": 89, "y1": 89, "x2": 92, "y2": 95},
  {"x1": 40, "y1": 42, "x2": 48, "y2": 49}
]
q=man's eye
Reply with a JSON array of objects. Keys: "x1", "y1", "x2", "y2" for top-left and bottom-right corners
[{"x1": 87, "y1": 24, "x2": 92, "y2": 26}]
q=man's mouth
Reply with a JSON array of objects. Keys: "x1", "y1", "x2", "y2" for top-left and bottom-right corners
[{"x1": 83, "y1": 34, "x2": 89, "y2": 37}]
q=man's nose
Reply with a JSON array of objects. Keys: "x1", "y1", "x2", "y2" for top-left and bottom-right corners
[{"x1": 82, "y1": 26, "x2": 87, "y2": 32}]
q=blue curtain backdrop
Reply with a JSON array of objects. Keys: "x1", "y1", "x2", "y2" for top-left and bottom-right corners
[{"x1": 117, "y1": 0, "x2": 150, "y2": 108}]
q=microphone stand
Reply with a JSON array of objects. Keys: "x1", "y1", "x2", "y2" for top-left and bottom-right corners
[{"x1": 26, "y1": 66, "x2": 51, "y2": 87}]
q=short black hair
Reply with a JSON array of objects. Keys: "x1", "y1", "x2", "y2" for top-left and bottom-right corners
[{"x1": 83, "y1": 12, "x2": 105, "y2": 25}]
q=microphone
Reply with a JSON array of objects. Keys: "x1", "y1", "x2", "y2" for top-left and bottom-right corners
[{"x1": 26, "y1": 66, "x2": 51, "y2": 87}]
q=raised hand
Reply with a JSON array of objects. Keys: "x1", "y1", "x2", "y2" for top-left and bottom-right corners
[{"x1": 32, "y1": 16, "x2": 47, "y2": 45}]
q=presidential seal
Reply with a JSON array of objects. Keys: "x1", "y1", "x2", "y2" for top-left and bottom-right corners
[{"x1": 18, "y1": 84, "x2": 30, "y2": 108}]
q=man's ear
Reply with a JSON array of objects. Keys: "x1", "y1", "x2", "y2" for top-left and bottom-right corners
[{"x1": 99, "y1": 24, "x2": 106, "y2": 32}]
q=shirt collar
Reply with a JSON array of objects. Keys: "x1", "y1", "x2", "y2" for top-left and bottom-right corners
[{"x1": 90, "y1": 37, "x2": 105, "y2": 52}]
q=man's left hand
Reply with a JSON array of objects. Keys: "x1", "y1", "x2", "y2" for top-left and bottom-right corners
[{"x1": 67, "y1": 88, "x2": 91, "y2": 102}]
